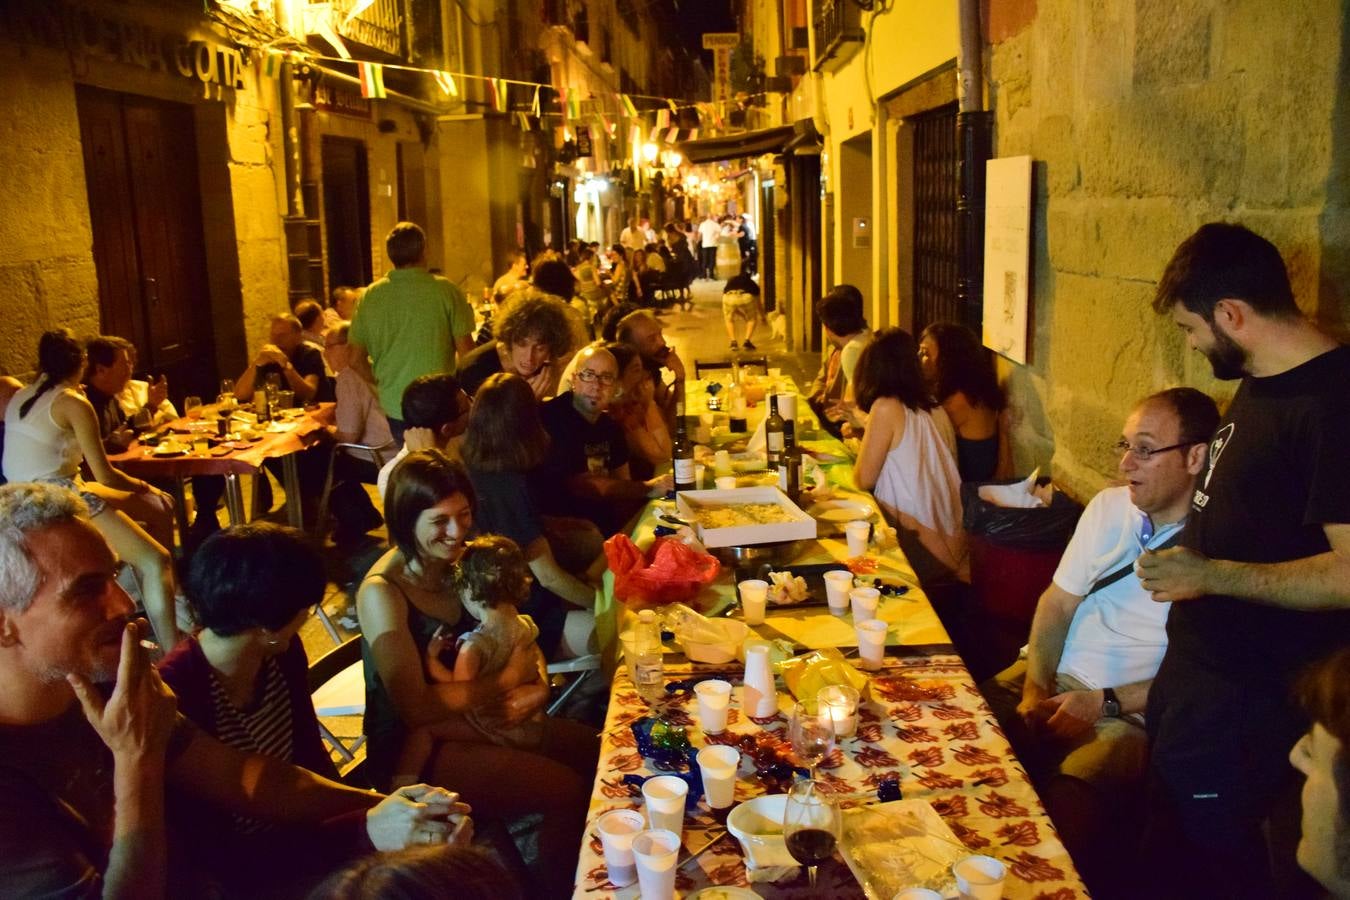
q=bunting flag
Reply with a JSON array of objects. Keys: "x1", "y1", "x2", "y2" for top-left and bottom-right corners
[
  {"x1": 433, "y1": 70, "x2": 458, "y2": 97},
  {"x1": 488, "y1": 78, "x2": 506, "y2": 111},
  {"x1": 666, "y1": 127, "x2": 679, "y2": 143},
  {"x1": 667, "y1": 98, "x2": 678, "y2": 114},
  {"x1": 629, "y1": 124, "x2": 643, "y2": 149},
  {"x1": 358, "y1": 61, "x2": 386, "y2": 99},
  {"x1": 531, "y1": 86, "x2": 541, "y2": 117},
  {"x1": 687, "y1": 128, "x2": 698, "y2": 141},
  {"x1": 260, "y1": 49, "x2": 280, "y2": 78},
  {"x1": 649, "y1": 125, "x2": 662, "y2": 141},
  {"x1": 598, "y1": 114, "x2": 612, "y2": 135},
  {"x1": 618, "y1": 93, "x2": 638, "y2": 117},
  {"x1": 516, "y1": 111, "x2": 531, "y2": 131},
  {"x1": 655, "y1": 108, "x2": 670, "y2": 129},
  {"x1": 566, "y1": 87, "x2": 581, "y2": 119}
]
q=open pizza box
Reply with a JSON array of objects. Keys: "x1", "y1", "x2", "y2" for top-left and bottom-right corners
[{"x1": 675, "y1": 486, "x2": 818, "y2": 548}]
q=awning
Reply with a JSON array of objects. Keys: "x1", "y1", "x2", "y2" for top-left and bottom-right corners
[{"x1": 677, "y1": 125, "x2": 796, "y2": 164}]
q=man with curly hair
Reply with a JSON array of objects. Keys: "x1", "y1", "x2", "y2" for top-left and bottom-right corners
[{"x1": 455, "y1": 288, "x2": 577, "y2": 399}]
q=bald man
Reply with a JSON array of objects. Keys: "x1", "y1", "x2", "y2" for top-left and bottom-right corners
[{"x1": 537, "y1": 345, "x2": 672, "y2": 532}]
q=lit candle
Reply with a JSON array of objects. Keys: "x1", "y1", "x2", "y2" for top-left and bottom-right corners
[{"x1": 818, "y1": 684, "x2": 860, "y2": 739}]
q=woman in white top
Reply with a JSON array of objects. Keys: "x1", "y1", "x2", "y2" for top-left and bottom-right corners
[
  {"x1": 2, "y1": 330, "x2": 180, "y2": 646},
  {"x1": 851, "y1": 327, "x2": 969, "y2": 585}
]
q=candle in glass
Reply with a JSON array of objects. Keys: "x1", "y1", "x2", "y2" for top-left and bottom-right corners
[{"x1": 817, "y1": 684, "x2": 860, "y2": 739}]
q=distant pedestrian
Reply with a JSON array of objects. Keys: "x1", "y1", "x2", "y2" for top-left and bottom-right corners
[{"x1": 698, "y1": 212, "x2": 721, "y2": 279}]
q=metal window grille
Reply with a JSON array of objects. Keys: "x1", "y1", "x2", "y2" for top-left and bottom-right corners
[{"x1": 912, "y1": 103, "x2": 960, "y2": 333}]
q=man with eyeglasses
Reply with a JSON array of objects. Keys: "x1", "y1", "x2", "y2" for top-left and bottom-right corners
[
  {"x1": 1138, "y1": 223, "x2": 1350, "y2": 898},
  {"x1": 537, "y1": 345, "x2": 673, "y2": 533},
  {"x1": 981, "y1": 388, "x2": 1218, "y2": 884}
]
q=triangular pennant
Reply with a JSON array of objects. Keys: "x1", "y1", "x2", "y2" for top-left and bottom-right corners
[
  {"x1": 666, "y1": 127, "x2": 679, "y2": 143},
  {"x1": 655, "y1": 108, "x2": 670, "y2": 129},
  {"x1": 618, "y1": 92, "x2": 638, "y2": 117},
  {"x1": 358, "y1": 62, "x2": 386, "y2": 99},
  {"x1": 688, "y1": 128, "x2": 698, "y2": 141},
  {"x1": 531, "y1": 86, "x2": 541, "y2": 117},
  {"x1": 667, "y1": 99, "x2": 677, "y2": 114},
  {"x1": 433, "y1": 70, "x2": 458, "y2": 97},
  {"x1": 649, "y1": 125, "x2": 662, "y2": 141}
]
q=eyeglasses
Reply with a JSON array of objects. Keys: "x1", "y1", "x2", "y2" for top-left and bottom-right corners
[
  {"x1": 575, "y1": 369, "x2": 617, "y2": 386},
  {"x1": 1114, "y1": 439, "x2": 1192, "y2": 461}
]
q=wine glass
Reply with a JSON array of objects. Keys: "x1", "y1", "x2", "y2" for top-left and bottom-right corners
[
  {"x1": 183, "y1": 396, "x2": 202, "y2": 419},
  {"x1": 788, "y1": 701, "x2": 835, "y2": 779},
  {"x1": 783, "y1": 779, "x2": 841, "y2": 888}
]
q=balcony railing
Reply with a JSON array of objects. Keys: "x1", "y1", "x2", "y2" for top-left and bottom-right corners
[{"x1": 812, "y1": 0, "x2": 863, "y2": 72}]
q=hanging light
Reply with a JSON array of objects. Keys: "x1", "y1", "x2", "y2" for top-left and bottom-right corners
[{"x1": 642, "y1": 142, "x2": 659, "y2": 163}]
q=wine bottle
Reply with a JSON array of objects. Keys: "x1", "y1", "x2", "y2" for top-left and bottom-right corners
[
  {"x1": 765, "y1": 393, "x2": 785, "y2": 470},
  {"x1": 778, "y1": 419, "x2": 802, "y2": 501},
  {"x1": 673, "y1": 400, "x2": 696, "y2": 492}
]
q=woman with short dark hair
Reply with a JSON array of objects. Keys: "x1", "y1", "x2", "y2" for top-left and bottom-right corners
[
  {"x1": 851, "y1": 328, "x2": 968, "y2": 584},
  {"x1": 359, "y1": 450, "x2": 596, "y2": 898},
  {"x1": 919, "y1": 322, "x2": 1012, "y2": 482}
]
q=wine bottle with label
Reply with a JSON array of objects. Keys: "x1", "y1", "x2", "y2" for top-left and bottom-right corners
[
  {"x1": 673, "y1": 400, "x2": 696, "y2": 492},
  {"x1": 778, "y1": 419, "x2": 802, "y2": 501},
  {"x1": 765, "y1": 393, "x2": 785, "y2": 470}
]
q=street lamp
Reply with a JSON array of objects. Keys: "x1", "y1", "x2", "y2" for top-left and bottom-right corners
[{"x1": 642, "y1": 141, "x2": 659, "y2": 164}]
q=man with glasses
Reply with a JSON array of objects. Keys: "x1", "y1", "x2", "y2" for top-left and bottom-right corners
[
  {"x1": 537, "y1": 345, "x2": 672, "y2": 532},
  {"x1": 982, "y1": 388, "x2": 1218, "y2": 884},
  {"x1": 1139, "y1": 223, "x2": 1350, "y2": 898}
]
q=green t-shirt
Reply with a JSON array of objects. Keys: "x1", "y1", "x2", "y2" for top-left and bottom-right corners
[{"x1": 350, "y1": 267, "x2": 474, "y2": 417}]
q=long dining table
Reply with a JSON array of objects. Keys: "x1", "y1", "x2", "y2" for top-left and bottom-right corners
[{"x1": 572, "y1": 377, "x2": 1088, "y2": 898}]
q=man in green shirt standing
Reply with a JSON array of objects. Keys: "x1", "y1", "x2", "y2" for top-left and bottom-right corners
[{"x1": 348, "y1": 221, "x2": 475, "y2": 441}]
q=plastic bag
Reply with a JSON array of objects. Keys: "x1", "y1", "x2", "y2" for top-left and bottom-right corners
[
  {"x1": 961, "y1": 476, "x2": 1082, "y2": 550},
  {"x1": 778, "y1": 647, "x2": 871, "y2": 705},
  {"x1": 604, "y1": 534, "x2": 721, "y2": 608}
]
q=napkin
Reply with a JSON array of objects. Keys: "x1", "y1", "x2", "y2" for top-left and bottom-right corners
[{"x1": 976, "y1": 467, "x2": 1045, "y2": 508}]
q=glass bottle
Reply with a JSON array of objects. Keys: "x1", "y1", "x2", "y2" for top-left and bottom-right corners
[
  {"x1": 632, "y1": 609, "x2": 665, "y2": 705},
  {"x1": 672, "y1": 400, "x2": 696, "y2": 492},
  {"x1": 778, "y1": 419, "x2": 802, "y2": 501},
  {"x1": 765, "y1": 393, "x2": 785, "y2": 470}
]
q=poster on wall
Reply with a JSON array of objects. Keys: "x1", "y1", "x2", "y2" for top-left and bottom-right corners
[{"x1": 982, "y1": 155, "x2": 1033, "y2": 364}]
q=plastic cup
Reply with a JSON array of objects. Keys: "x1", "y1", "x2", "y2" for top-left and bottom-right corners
[
  {"x1": 856, "y1": 618, "x2": 888, "y2": 671},
  {"x1": 714, "y1": 449, "x2": 732, "y2": 475},
  {"x1": 823, "y1": 570, "x2": 855, "y2": 616},
  {"x1": 642, "y1": 775, "x2": 688, "y2": 835},
  {"x1": 776, "y1": 392, "x2": 797, "y2": 422},
  {"x1": 631, "y1": 828, "x2": 681, "y2": 900},
  {"x1": 895, "y1": 890, "x2": 944, "y2": 900},
  {"x1": 695, "y1": 464, "x2": 706, "y2": 487},
  {"x1": 696, "y1": 745, "x2": 740, "y2": 810},
  {"x1": 595, "y1": 808, "x2": 645, "y2": 887},
  {"x1": 694, "y1": 679, "x2": 733, "y2": 734},
  {"x1": 849, "y1": 586, "x2": 880, "y2": 620},
  {"x1": 845, "y1": 520, "x2": 871, "y2": 557},
  {"x1": 715, "y1": 475, "x2": 738, "y2": 490},
  {"x1": 738, "y1": 579, "x2": 769, "y2": 625},
  {"x1": 954, "y1": 854, "x2": 1007, "y2": 900}
]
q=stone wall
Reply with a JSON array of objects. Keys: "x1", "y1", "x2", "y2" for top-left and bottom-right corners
[{"x1": 988, "y1": 0, "x2": 1349, "y2": 500}]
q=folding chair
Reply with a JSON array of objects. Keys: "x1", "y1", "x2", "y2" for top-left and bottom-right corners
[
  {"x1": 546, "y1": 654, "x2": 602, "y2": 716},
  {"x1": 307, "y1": 635, "x2": 367, "y2": 775},
  {"x1": 313, "y1": 440, "x2": 398, "y2": 540}
]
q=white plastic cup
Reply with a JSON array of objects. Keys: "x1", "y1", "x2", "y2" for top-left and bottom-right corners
[
  {"x1": 849, "y1": 586, "x2": 880, "y2": 620},
  {"x1": 856, "y1": 618, "x2": 888, "y2": 671},
  {"x1": 714, "y1": 449, "x2": 733, "y2": 476},
  {"x1": 823, "y1": 570, "x2": 855, "y2": 616},
  {"x1": 953, "y1": 854, "x2": 1007, "y2": 900},
  {"x1": 694, "y1": 464, "x2": 706, "y2": 487},
  {"x1": 738, "y1": 579, "x2": 769, "y2": 625},
  {"x1": 696, "y1": 745, "x2": 740, "y2": 810},
  {"x1": 894, "y1": 890, "x2": 944, "y2": 900},
  {"x1": 715, "y1": 475, "x2": 738, "y2": 490},
  {"x1": 694, "y1": 679, "x2": 733, "y2": 734},
  {"x1": 845, "y1": 520, "x2": 871, "y2": 557},
  {"x1": 594, "y1": 808, "x2": 645, "y2": 887},
  {"x1": 642, "y1": 775, "x2": 688, "y2": 836},
  {"x1": 631, "y1": 828, "x2": 681, "y2": 900},
  {"x1": 775, "y1": 391, "x2": 797, "y2": 422}
]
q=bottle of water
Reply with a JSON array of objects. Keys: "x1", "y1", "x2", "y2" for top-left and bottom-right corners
[{"x1": 633, "y1": 609, "x2": 666, "y2": 704}]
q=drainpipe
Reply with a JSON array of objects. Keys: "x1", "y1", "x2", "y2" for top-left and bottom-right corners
[
  {"x1": 275, "y1": 0, "x2": 303, "y2": 217},
  {"x1": 955, "y1": 0, "x2": 991, "y2": 332}
]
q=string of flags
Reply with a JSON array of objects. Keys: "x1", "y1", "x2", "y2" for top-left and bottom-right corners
[{"x1": 253, "y1": 45, "x2": 778, "y2": 144}]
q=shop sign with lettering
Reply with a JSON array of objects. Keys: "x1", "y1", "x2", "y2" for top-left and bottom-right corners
[
  {"x1": 314, "y1": 81, "x2": 372, "y2": 119},
  {"x1": 5, "y1": 1, "x2": 247, "y2": 92}
]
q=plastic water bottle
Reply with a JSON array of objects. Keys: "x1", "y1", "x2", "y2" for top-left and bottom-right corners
[{"x1": 633, "y1": 609, "x2": 666, "y2": 704}]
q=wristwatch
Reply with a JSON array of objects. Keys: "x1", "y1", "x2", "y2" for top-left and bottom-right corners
[{"x1": 1102, "y1": 687, "x2": 1121, "y2": 718}]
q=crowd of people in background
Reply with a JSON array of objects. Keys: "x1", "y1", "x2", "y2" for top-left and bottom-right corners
[{"x1": 0, "y1": 216, "x2": 1347, "y2": 900}]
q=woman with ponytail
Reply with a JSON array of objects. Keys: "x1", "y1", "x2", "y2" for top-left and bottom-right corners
[{"x1": 2, "y1": 330, "x2": 180, "y2": 647}]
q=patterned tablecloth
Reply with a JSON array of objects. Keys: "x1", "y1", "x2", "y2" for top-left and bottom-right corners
[{"x1": 572, "y1": 648, "x2": 1089, "y2": 898}]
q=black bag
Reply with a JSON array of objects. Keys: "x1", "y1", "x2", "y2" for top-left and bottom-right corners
[{"x1": 961, "y1": 476, "x2": 1083, "y2": 551}]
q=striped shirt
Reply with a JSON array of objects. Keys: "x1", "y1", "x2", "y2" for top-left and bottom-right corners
[{"x1": 208, "y1": 657, "x2": 294, "y2": 834}]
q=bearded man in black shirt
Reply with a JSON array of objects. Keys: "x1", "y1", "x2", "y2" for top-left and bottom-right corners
[{"x1": 1140, "y1": 222, "x2": 1350, "y2": 898}]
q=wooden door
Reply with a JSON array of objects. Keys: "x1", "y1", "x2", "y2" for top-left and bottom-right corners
[
  {"x1": 76, "y1": 86, "x2": 216, "y2": 399},
  {"x1": 322, "y1": 137, "x2": 373, "y2": 289}
]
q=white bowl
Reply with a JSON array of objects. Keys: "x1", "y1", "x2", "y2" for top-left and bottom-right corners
[
  {"x1": 678, "y1": 619, "x2": 750, "y2": 664},
  {"x1": 726, "y1": 794, "x2": 794, "y2": 867}
]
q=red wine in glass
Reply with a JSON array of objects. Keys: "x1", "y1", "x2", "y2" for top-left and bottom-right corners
[{"x1": 786, "y1": 828, "x2": 838, "y2": 865}]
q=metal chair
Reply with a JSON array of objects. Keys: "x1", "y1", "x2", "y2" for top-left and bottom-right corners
[
  {"x1": 313, "y1": 440, "x2": 398, "y2": 540},
  {"x1": 308, "y1": 634, "x2": 367, "y2": 775},
  {"x1": 694, "y1": 356, "x2": 769, "y2": 379},
  {"x1": 546, "y1": 653, "x2": 602, "y2": 716}
]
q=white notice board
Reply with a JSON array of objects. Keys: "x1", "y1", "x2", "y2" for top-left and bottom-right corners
[{"x1": 982, "y1": 155, "x2": 1033, "y2": 364}]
